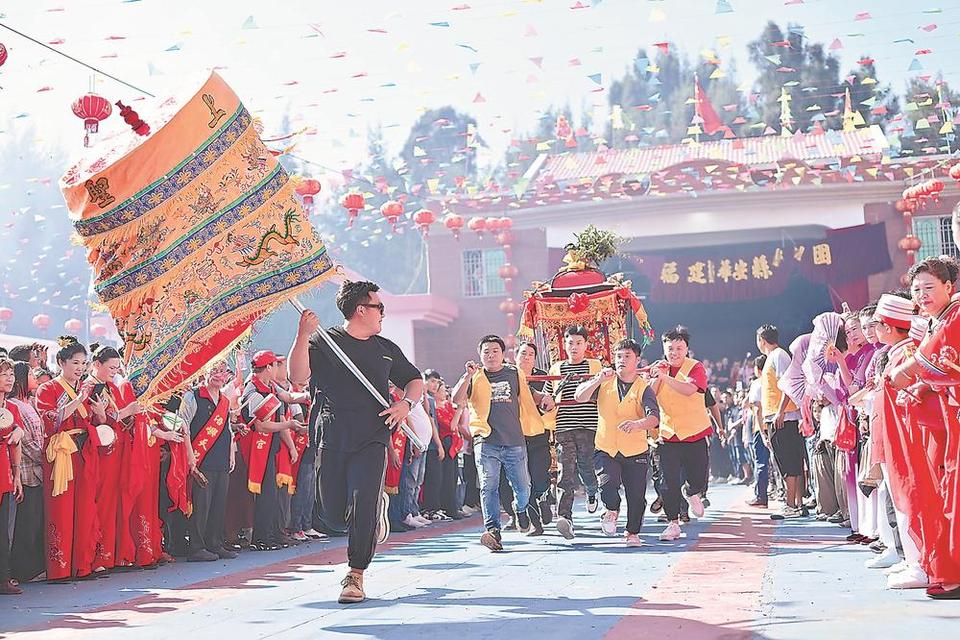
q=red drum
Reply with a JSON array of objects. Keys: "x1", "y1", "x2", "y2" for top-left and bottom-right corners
[{"x1": 253, "y1": 393, "x2": 281, "y2": 422}]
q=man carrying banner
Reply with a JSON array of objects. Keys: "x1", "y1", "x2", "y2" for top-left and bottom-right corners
[{"x1": 288, "y1": 280, "x2": 423, "y2": 605}]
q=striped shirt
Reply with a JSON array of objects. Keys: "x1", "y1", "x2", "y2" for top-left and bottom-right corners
[{"x1": 544, "y1": 360, "x2": 598, "y2": 432}]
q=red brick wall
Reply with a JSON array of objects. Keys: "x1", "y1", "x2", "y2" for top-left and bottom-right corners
[{"x1": 413, "y1": 228, "x2": 549, "y2": 379}]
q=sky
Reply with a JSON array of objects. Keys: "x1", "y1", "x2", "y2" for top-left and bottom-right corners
[{"x1": 1, "y1": 0, "x2": 959, "y2": 180}]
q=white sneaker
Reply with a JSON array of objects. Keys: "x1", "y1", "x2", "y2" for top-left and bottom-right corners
[
  {"x1": 414, "y1": 515, "x2": 432, "y2": 526},
  {"x1": 883, "y1": 560, "x2": 910, "y2": 576},
  {"x1": 303, "y1": 528, "x2": 328, "y2": 540},
  {"x1": 404, "y1": 514, "x2": 426, "y2": 529},
  {"x1": 292, "y1": 531, "x2": 309, "y2": 542},
  {"x1": 685, "y1": 491, "x2": 705, "y2": 518},
  {"x1": 866, "y1": 550, "x2": 900, "y2": 569},
  {"x1": 556, "y1": 517, "x2": 575, "y2": 540},
  {"x1": 659, "y1": 521, "x2": 682, "y2": 541},
  {"x1": 601, "y1": 510, "x2": 619, "y2": 536},
  {"x1": 461, "y1": 505, "x2": 477, "y2": 515},
  {"x1": 887, "y1": 564, "x2": 929, "y2": 589}
]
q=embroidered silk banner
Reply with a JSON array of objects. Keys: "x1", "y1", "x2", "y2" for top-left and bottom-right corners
[{"x1": 60, "y1": 72, "x2": 334, "y2": 402}]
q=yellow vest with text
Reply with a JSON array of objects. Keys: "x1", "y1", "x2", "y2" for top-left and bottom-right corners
[
  {"x1": 761, "y1": 348, "x2": 798, "y2": 418},
  {"x1": 468, "y1": 366, "x2": 545, "y2": 439},
  {"x1": 655, "y1": 358, "x2": 711, "y2": 441},
  {"x1": 542, "y1": 358, "x2": 603, "y2": 431},
  {"x1": 595, "y1": 377, "x2": 655, "y2": 457}
]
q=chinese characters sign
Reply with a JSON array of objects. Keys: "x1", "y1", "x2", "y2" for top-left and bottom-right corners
[{"x1": 638, "y1": 223, "x2": 890, "y2": 304}]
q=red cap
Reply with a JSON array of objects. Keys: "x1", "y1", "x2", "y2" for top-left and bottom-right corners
[{"x1": 251, "y1": 350, "x2": 278, "y2": 368}]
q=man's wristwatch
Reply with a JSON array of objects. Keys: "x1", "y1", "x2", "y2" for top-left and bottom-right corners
[{"x1": 400, "y1": 397, "x2": 415, "y2": 410}]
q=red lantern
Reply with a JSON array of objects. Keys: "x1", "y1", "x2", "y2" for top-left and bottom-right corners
[
  {"x1": 0, "y1": 307, "x2": 12, "y2": 322},
  {"x1": 485, "y1": 217, "x2": 501, "y2": 232},
  {"x1": 499, "y1": 298, "x2": 519, "y2": 314},
  {"x1": 0, "y1": 43, "x2": 8, "y2": 68},
  {"x1": 295, "y1": 178, "x2": 322, "y2": 207},
  {"x1": 380, "y1": 200, "x2": 404, "y2": 232},
  {"x1": 443, "y1": 213, "x2": 464, "y2": 240},
  {"x1": 413, "y1": 209, "x2": 437, "y2": 237},
  {"x1": 32, "y1": 313, "x2": 51, "y2": 334},
  {"x1": 340, "y1": 192, "x2": 365, "y2": 227},
  {"x1": 498, "y1": 216, "x2": 513, "y2": 230},
  {"x1": 503, "y1": 334, "x2": 517, "y2": 350},
  {"x1": 898, "y1": 235, "x2": 922, "y2": 252},
  {"x1": 895, "y1": 199, "x2": 915, "y2": 214},
  {"x1": 950, "y1": 163, "x2": 960, "y2": 181},
  {"x1": 90, "y1": 323, "x2": 109, "y2": 338},
  {"x1": 467, "y1": 216, "x2": 487, "y2": 237},
  {"x1": 64, "y1": 318, "x2": 82, "y2": 333},
  {"x1": 498, "y1": 263, "x2": 519, "y2": 281},
  {"x1": 71, "y1": 93, "x2": 112, "y2": 147}
]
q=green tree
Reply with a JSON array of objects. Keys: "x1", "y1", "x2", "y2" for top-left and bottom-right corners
[
  {"x1": 398, "y1": 106, "x2": 481, "y2": 195},
  {"x1": 748, "y1": 22, "x2": 842, "y2": 134},
  {"x1": 893, "y1": 76, "x2": 960, "y2": 156},
  {"x1": 842, "y1": 57, "x2": 900, "y2": 131}
]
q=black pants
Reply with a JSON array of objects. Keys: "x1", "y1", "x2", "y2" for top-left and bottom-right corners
[
  {"x1": 188, "y1": 469, "x2": 230, "y2": 553},
  {"x1": 499, "y1": 433, "x2": 551, "y2": 516},
  {"x1": 437, "y1": 437, "x2": 459, "y2": 515},
  {"x1": 462, "y1": 453, "x2": 480, "y2": 508},
  {"x1": 318, "y1": 442, "x2": 387, "y2": 570},
  {"x1": 253, "y1": 448, "x2": 281, "y2": 545},
  {"x1": 160, "y1": 450, "x2": 189, "y2": 554},
  {"x1": 595, "y1": 450, "x2": 649, "y2": 534},
  {"x1": 11, "y1": 484, "x2": 45, "y2": 582},
  {"x1": 0, "y1": 492, "x2": 11, "y2": 581},
  {"x1": 422, "y1": 448, "x2": 443, "y2": 512},
  {"x1": 659, "y1": 439, "x2": 709, "y2": 521}
]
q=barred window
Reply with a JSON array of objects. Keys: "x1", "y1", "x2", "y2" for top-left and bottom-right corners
[
  {"x1": 462, "y1": 248, "x2": 507, "y2": 297},
  {"x1": 913, "y1": 215, "x2": 959, "y2": 261}
]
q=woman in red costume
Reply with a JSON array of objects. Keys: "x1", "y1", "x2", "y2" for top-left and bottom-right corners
[
  {"x1": 35, "y1": 337, "x2": 108, "y2": 582},
  {"x1": 889, "y1": 256, "x2": 960, "y2": 599},
  {"x1": 88, "y1": 346, "x2": 143, "y2": 571}
]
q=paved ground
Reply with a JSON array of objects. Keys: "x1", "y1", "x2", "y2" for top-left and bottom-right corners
[{"x1": 1, "y1": 485, "x2": 957, "y2": 639}]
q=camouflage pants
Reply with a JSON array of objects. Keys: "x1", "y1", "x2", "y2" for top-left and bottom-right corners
[{"x1": 556, "y1": 429, "x2": 598, "y2": 520}]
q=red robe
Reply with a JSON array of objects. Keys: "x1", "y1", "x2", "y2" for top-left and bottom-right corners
[
  {"x1": 878, "y1": 342, "x2": 954, "y2": 584},
  {"x1": 93, "y1": 380, "x2": 123, "y2": 570},
  {"x1": 114, "y1": 380, "x2": 161, "y2": 568},
  {"x1": 36, "y1": 377, "x2": 102, "y2": 580},
  {"x1": 914, "y1": 302, "x2": 960, "y2": 581}
]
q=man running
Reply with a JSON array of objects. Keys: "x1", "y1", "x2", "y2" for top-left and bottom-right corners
[
  {"x1": 452, "y1": 335, "x2": 555, "y2": 551},
  {"x1": 575, "y1": 339, "x2": 660, "y2": 547},
  {"x1": 649, "y1": 326, "x2": 712, "y2": 542},
  {"x1": 544, "y1": 325, "x2": 602, "y2": 540},
  {"x1": 288, "y1": 280, "x2": 423, "y2": 605}
]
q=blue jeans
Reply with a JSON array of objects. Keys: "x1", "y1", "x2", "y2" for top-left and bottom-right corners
[
  {"x1": 391, "y1": 444, "x2": 427, "y2": 522},
  {"x1": 290, "y1": 446, "x2": 317, "y2": 532},
  {"x1": 752, "y1": 430, "x2": 770, "y2": 503},
  {"x1": 476, "y1": 442, "x2": 531, "y2": 532}
]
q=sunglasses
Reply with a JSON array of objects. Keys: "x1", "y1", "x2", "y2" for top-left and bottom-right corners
[{"x1": 359, "y1": 302, "x2": 385, "y2": 314}]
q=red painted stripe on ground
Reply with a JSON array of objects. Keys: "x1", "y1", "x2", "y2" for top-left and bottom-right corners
[{"x1": 605, "y1": 505, "x2": 775, "y2": 640}]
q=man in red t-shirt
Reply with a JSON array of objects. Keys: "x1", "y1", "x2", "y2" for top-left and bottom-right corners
[{"x1": 649, "y1": 327, "x2": 713, "y2": 542}]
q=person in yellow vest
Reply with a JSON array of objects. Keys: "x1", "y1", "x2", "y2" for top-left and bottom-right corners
[
  {"x1": 756, "y1": 324, "x2": 808, "y2": 519},
  {"x1": 650, "y1": 326, "x2": 712, "y2": 542},
  {"x1": 543, "y1": 325, "x2": 603, "y2": 540},
  {"x1": 452, "y1": 335, "x2": 555, "y2": 552},
  {"x1": 574, "y1": 339, "x2": 660, "y2": 547}
]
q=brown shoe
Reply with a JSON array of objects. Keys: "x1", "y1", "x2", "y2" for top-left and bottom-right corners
[
  {"x1": 338, "y1": 571, "x2": 364, "y2": 604},
  {"x1": 0, "y1": 579, "x2": 23, "y2": 595}
]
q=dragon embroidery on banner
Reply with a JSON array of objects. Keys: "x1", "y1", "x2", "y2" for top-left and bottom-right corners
[{"x1": 238, "y1": 209, "x2": 300, "y2": 266}]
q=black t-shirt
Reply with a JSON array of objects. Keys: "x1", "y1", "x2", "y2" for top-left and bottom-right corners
[
  {"x1": 467, "y1": 366, "x2": 526, "y2": 448},
  {"x1": 308, "y1": 326, "x2": 421, "y2": 452}
]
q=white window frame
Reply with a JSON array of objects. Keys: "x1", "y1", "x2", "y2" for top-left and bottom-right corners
[
  {"x1": 462, "y1": 248, "x2": 507, "y2": 298},
  {"x1": 913, "y1": 214, "x2": 958, "y2": 262}
]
